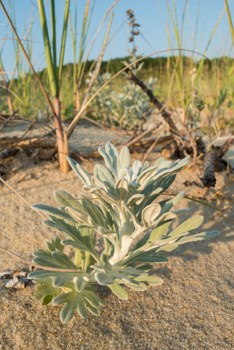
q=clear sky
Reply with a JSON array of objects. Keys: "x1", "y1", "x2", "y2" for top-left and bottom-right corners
[{"x1": 0, "y1": 0, "x2": 234, "y2": 75}]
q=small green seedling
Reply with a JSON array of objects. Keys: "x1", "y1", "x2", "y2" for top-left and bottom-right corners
[{"x1": 28, "y1": 142, "x2": 219, "y2": 323}]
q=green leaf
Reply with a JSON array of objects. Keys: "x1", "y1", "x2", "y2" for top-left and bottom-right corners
[
  {"x1": 177, "y1": 230, "x2": 220, "y2": 244},
  {"x1": 98, "y1": 143, "x2": 117, "y2": 176},
  {"x1": 67, "y1": 157, "x2": 91, "y2": 186},
  {"x1": 28, "y1": 270, "x2": 62, "y2": 279},
  {"x1": 82, "y1": 198, "x2": 106, "y2": 227},
  {"x1": 43, "y1": 218, "x2": 82, "y2": 241},
  {"x1": 118, "y1": 146, "x2": 130, "y2": 177},
  {"x1": 86, "y1": 304, "x2": 101, "y2": 316},
  {"x1": 34, "y1": 278, "x2": 60, "y2": 305},
  {"x1": 83, "y1": 290, "x2": 105, "y2": 308},
  {"x1": 157, "y1": 244, "x2": 178, "y2": 252},
  {"x1": 54, "y1": 190, "x2": 84, "y2": 213},
  {"x1": 108, "y1": 283, "x2": 128, "y2": 300},
  {"x1": 74, "y1": 276, "x2": 87, "y2": 292},
  {"x1": 47, "y1": 237, "x2": 64, "y2": 252},
  {"x1": 53, "y1": 290, "x2": 87, "y2": 323},
  {"x1": 142, "y1": 203, "x2": 161, "y2": 226},
  {"x1": 33, "y1": 204, "x2": 75, "y2": 223},
  {"x1": 149, "y1": 220, "x2": 173, "y2": 242},
  {"x1": 94, "y1": 271, "x2": 114, "y2": 285},
  {"x1": 94, "y1": 164, "x2": 115, "y2": 186},
  {"x1": 32, "y1": 250, "x2": 78, "y2": 269},
  {"x1": 124, "y1": 252, "x2": 168, "y2": 265},
  {"x1": 169, "y1": 215, "x2": 204, "y2": 237},
  {"x1": 62, "y1": 238, "x2": 99, "y2": 262},
  {"x1": 121, "y1": 280, "x2": 147, "y2": 291},
  {"x1": 53, "y1": 273, "x2": 81, "y2": 287},
  {"x1": 134, "y1": 275, "x2": 164, "y2": 286},
  {"x1": 115, "y1": 178, "x2": 129, "y2": 200}
]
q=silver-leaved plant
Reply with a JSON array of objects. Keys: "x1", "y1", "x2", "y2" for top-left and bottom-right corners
[{"x1": 28, "y1": 142, "x2": 219, "y2": 323}]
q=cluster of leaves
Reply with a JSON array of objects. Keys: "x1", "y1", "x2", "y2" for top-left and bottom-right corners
[
  {"x1": 86, "y1": 72, "x2": 156, "y2": 130},
  {"x1": 29, "y1": 143, "x2": 219, "y2": 323}
]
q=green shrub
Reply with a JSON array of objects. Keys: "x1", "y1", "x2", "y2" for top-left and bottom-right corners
[{"x1": 29, "y1": 143, "x2": 219, "y2": 323}]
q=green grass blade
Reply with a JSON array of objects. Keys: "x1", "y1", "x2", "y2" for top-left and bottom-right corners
[
  {"x1": 0, "y1": 0, "x2": 55, "y2": 114},
  {"x1": 58, "y1": 0, "x2": 71, "y2": 86},
  {"x1": 50, "y1": 0, "x2": 57, "y2": 68},
  {"x1": 224, "y1": 0, "x2": 234, "y2": 45},
  {"x1": 37, "y1": 0, "x2": 58, "y2": 96}
]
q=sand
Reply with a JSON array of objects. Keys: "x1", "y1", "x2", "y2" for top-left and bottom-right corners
[{"x1": 0, "y1": 157, "x2": 233, "y2": 350}]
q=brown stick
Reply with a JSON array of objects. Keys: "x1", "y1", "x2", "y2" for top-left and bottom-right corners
[
  {"x1": 126, "y1": 68, "x2": 179, "y2": 135},
  {"x1": 126, "y1": 68, "x2": 200, "y2": 161},
  {"x1": 53, "y1": 97, "x2": 70, "y2": 173},
  {"x1": 124, "y1": 123, "x2": 160, "y2": 148},
  {"x1": 142, "y1": 136, "x2": 160, "y2": 162}
]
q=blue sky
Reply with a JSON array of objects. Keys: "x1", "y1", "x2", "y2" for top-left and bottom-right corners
[{"x1": 0, "y1": 0, "x2": 234, "y2": 75}]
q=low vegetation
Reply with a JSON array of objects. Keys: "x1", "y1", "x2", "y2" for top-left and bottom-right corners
[{"x1": 28, "y1": 143, "x2": 219, "y2": 323}]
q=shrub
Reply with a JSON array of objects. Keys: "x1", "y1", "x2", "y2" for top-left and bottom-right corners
[
  {"x1": 28, "y1": 143, "x2": 219, "y2": 323},
  {"x1": 86, "y1": 72, "x2": 156, "y2": 130}
]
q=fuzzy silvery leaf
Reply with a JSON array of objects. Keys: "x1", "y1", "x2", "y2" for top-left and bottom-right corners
[
  {"x1": 108, "y1": 283, "x2": 128, "y2": 300},
  {"x1": 53, "y1": 273, "x2": 83, "y2": 287},
  {"x1": 134, "y1": 275, "x2": 164, "y2": 286},
  {"x1": 177, "y1": 230, "x2": 220, "y2": 244},
  {"x1": 117, "y1": 278, "x2": 147, "y2": 291},
  {"x1": 94, "y1": 271, "x2": 114, "y2": 285},
  {"x1": 32, "y1": 250, "x2": 78, "y2": 269},
  {"x1": 54, "y1": 191, "x2": 84, "y2": 213},
  {"x1": 154, "y1": 157, "x2": 166, "y2": 167},
  {"x1": 85, "y1": 304, "x2": 100, "y2": 316},
  {"x1": 118, "y1": 219, "x2": 135, "y2": 237},
  {"x1": 65, "y1": 206, "x2": 92, "y2": 226},
  {"x1": 149, "y1": 220, "x2": 173, "y2": 242},
  {"x1": 47, "y1": 237, "x2": 64, "y2": 252},
  {"x1": 28, "y1": 270, "x2": 67, "y2": 279},
  {"x1": 141, "y1": 203, "x2": 161, "y2": 226},
  {"x1": 137, "y1": 165, "x2": 158, "y2": 186},
  {"x1": 156, "y1": 244, "x2": 179, "y2": 252},
  {"x1": 83, "y1": 290, "x2": 105, "y2": 308},
  {"x1": 169, "y1": 215, "x2": 204, "y2": 237},
  {"x1": 67, "y1": 157, "x2": 91, "y2": 186},
  {"x1": 52, "y1": 290, "x2": 87, "y2": 323},
  {"x1": 43, "y1": 218, "x2": 83, "y2": 241},
  {"x1": 33, "y1": 204, "x2": 75, "y2": 223},
  {"x1": 62, "y1": 239, "x2": 99, "y2": 262},
  {"x1": 94, "y1": 164, "x2": 115, "y2": 186},
  {"x1": 118, "y1": 146, "x2": 130, "y2": 177},
  {"x1": 123, "y1": 252, "x2": 168, "y2": 265},
  {"x1": 127, "y1": 193, "x2": 145, "y2": 206},
  {"x1": 34, "y1": 278, "x2": 60, "y2": 305},
  {"x1": 73, "y1": 276, "x2": 88, "y2": 292},
  {"x1": 131, "y1": 160, "x2": 143, "y2": 182},
  {"x1": 98, "y1": 143, "x2": 117, "y2": 177},
  {"x1": 82, "y1": 198, "x2": 107, "y2": 227},
  {"x1": 142, "y1": 174, "x2": 176, "y2": 199},
  {"x1": 115, "y1": 178, "x2": 129, "y2": 200}
]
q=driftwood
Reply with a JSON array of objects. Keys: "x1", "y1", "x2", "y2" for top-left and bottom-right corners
[
  {"x1": 0, "y1": 148, "x2": 19, "y2": 159},
  {"x1": 202, "y1": 149, "x2": 217, "y2": 187},
  {"x1": 0, "y1": 131, "x2": 56, "y2": 172},
  {"x1": 126, "y1": 68, "x2": 199, "y2": 161},
  {"x1": 202, "y1": 139, "x2": 234, "y2": 187},
  {"x1": 124, "y1": 123, "x2": 161, "y2": 149}
]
